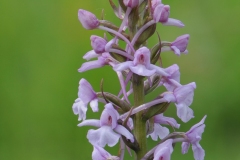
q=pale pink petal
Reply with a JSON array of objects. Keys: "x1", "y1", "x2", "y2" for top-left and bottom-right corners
[
  {"x1": 87, "y1": 126, "x2": 120, "y2": 147},
  {"x1": 130, "y1": 64, "x2": 156, "y2": 76}
]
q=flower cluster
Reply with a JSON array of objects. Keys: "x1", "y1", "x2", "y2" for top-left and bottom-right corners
[{"x1": 73, "y1": 0, "x2": 206, "y2": 160}]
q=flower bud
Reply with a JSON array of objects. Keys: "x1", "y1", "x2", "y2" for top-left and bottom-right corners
[
  {"x1": 78, "y1": 9, "x2": 100, "y2": 30},
  {"x1": 123, "y1": 0, "x2": 139, "y2": 8},
  {"x1": 90, "y1": 35, "x2": 107, "y2": 54},
  {"x1": 153, "y1": 4, "x2": 170, "y2": 23}
]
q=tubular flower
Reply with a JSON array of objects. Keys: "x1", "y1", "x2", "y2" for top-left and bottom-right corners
[
  {"x1": 162, "y1": 82, "x2": 196, "y2": 122},
  {"x1": 78, "y1": 103, "x2": 134, "y2": 147},
  {"x1": 113, "y1": 47, "x2": 169, "y2": 77},
  {"x1": 162, "y1": 34, "x2": 190, "y2": 55},
  {"x1": 72, "y1": 78, "x2": 98, "y2": 121},
  {"x1": 182, "y1": 115, "x2": 207, "y2": 160},
  {"x1": 148, "y1": 114, "x2": 180, "y2": 141}
]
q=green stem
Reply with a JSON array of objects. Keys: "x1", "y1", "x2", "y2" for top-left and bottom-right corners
[{"x1": 132, "y1": 74, "x2": 147, "y2": 160}]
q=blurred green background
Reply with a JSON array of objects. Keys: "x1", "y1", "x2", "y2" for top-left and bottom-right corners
[{"x1": 1, "y1": 0, "x2": 240, "y2": 159}]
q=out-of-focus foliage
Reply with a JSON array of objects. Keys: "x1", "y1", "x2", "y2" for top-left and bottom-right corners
[{"x1": 0, "y1": 0, "x2": 240, "y2": 159}]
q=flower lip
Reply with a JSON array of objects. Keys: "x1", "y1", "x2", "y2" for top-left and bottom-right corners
[{"x1": 78, "y1": 9, "x2": 100, "y2": 30}]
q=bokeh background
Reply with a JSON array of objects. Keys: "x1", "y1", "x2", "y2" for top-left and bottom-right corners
[{"x1": 1, "y1": 0, "x2": 240, "y2": 159}]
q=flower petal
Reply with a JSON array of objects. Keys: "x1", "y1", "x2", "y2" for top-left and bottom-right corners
[
  {"x1": 83, "y1": 50, "x2": 99, "y2": 60},
  {"x1": 72, "y1": 98, "x2": 87, "y2": 121},
  {"x1": 176, "y1": 104, "x2": 194, "y2": 122},
  {"x1": 78, "y1": 119, "x2": 100, "y2": 127},
  {"x1": 114, "y1": 125, "x2": 134, "y2": 142},
  {"x1": 113, "y1": 61, "x2": 133, "y2": 71},
  {"x1": 162, "y1": 18, "x2": 184, "y2": 27},
  {"x1": 92, "y1": 145, "x2": 111, "y2": 160},
  {"x1": 87, "y1": 126, "x2": 120, "y2": 147},
  {"x1": 181, "y1": 142, "x2": 190, "y2": 154},
  {"x1": 129, "y1": 64, "x2": 156, "y2": 76},
  {"x1": 90, "y1": 98, "x2": 99, "y2": 112},
  {"x1": 148, "y1": 123, "x2": 169, "y2": 141},
  {"x1": 192, "y1": 142, "x2": 205, "y2": 160}
]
